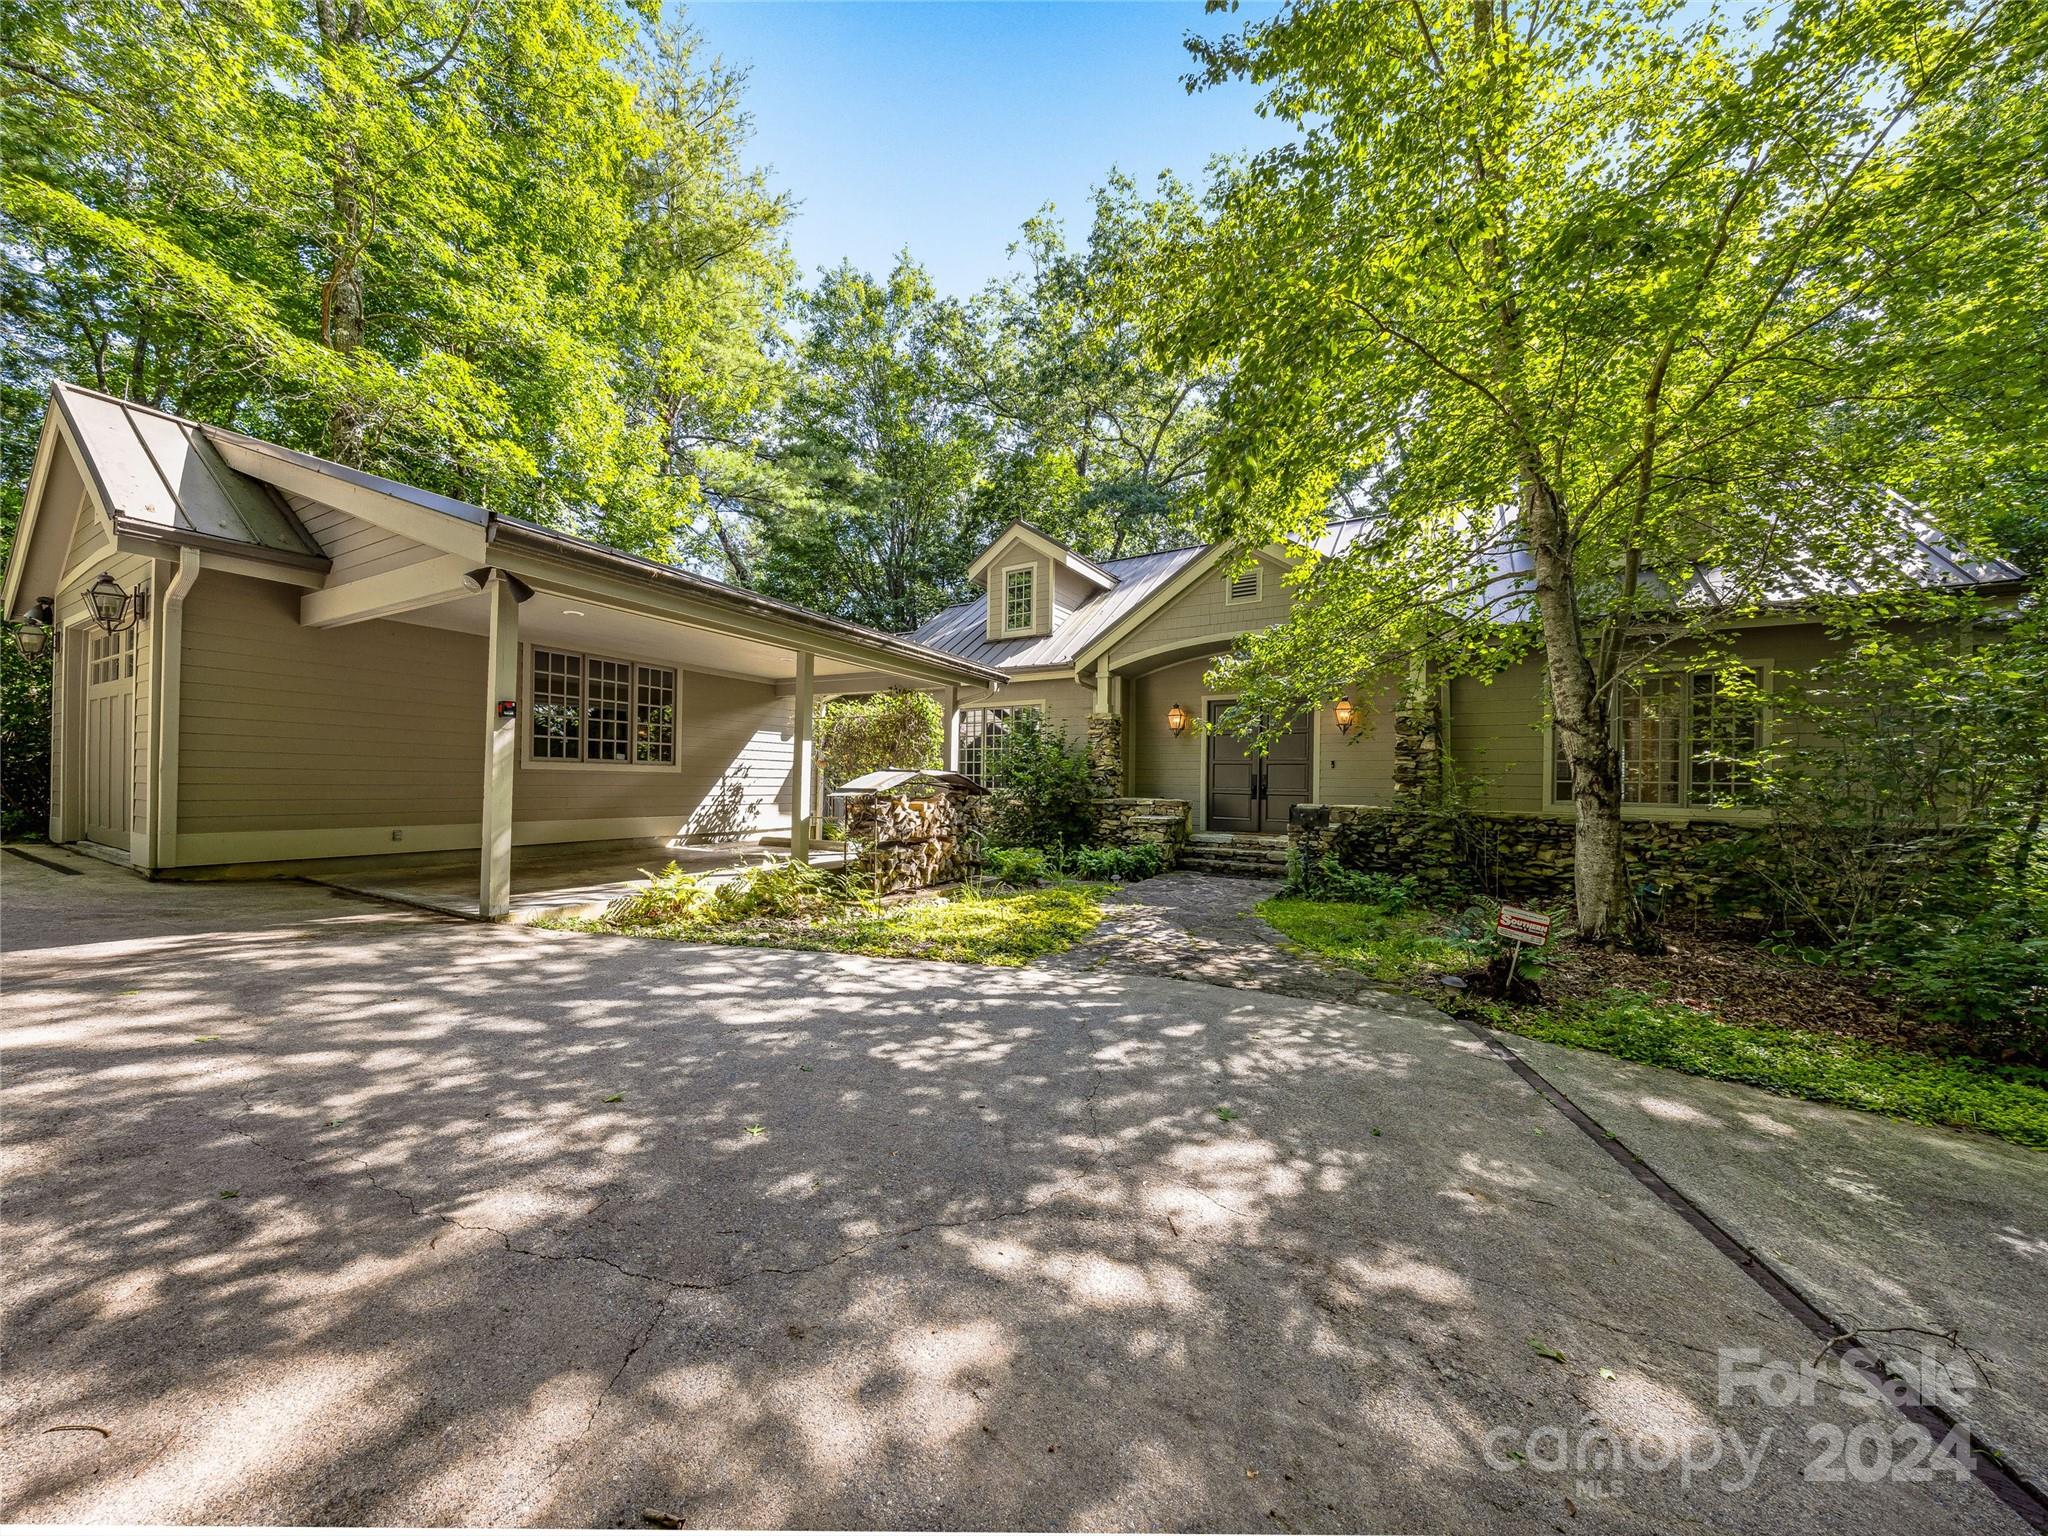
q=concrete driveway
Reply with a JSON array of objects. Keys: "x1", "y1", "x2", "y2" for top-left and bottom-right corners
[{"x1": 0, "y1": 849, "x2": 2031, "y2": 1531}]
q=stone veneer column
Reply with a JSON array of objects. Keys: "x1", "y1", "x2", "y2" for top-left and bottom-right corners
[
  {"x1": 1086, "y1": 712, "x2": 1125, "y2": 797},
  {"x1": 1391, "y1": 666, "x2": 1443, "y2": 805}
]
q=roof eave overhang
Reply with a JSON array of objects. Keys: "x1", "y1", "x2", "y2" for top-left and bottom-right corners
[
  {"x1": 486, "y1": 519, "x2": 1006, "y2": 688},
  {"x1": 965, "y1": 520, "x2": 1118, "y2": 591}
]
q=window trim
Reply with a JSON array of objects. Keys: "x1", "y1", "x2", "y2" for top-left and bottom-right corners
[
  {"x1": 1000, "y1": 563, "x2": 1037, "y2": 635},
  {"x1": 956, "y1": 699, "x2": 1044, "y2": 783},
  {"x1": 1222, "y1": 564, "x2": 1264, "y2": 607},
  {"x1": 521, "y1": 644, "x2": 683, "y2": 772},
  {"x1": 1543, "y1": 661, "x2": 1772, "y2": 822}
]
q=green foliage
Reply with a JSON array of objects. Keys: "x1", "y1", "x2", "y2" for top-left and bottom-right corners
[
  {"x1": 1258, "y1": 897, "x2": 1485, "y2": 986},
  {"x1": 1282, "y1": 854, "x2": 1415, "y2": 911},
  {"x1": 1849, "y1": 902, "x2": 2048, "y2": 1064},
  {"x1": 577, "y1": 879, "x2": 1105, "y2": 967},
  {"x1": 984, "y1": 712, "x2": 1096, "y2": 852},
  {"x1": 607, "y1": 863, "x2": 712, "y2": 926},
  {"x1": 1149, "y1": 0, "x2": 2047, "y2": 937},
  {"x1": 982, "y1": 846, "x2": 1052, "y2": 888},
  {"x1": 607, "y1": 857, "x2": 864, "y2": 927},
  {"x1": 1486, "y1": 990, "x2": 2048, "y2": 1150},
  {"x1": 1066, "y1": 843, "x2": 1167, "y2": 883},
  {"x1": 816, "y1": 690, "x2": 942, "y2": 787}
]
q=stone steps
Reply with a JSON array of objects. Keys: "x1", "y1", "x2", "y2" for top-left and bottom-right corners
[{"x1": 1179, "y1": 836, "x2": 1291, "y2": 879}]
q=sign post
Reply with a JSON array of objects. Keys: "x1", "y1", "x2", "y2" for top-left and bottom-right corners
[{"x1": 1494, "y1": 904, "x2": 1554, "y2": 988}]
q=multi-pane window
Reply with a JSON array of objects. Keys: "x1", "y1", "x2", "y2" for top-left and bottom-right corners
[
  {"x1": 86, "y1": 628, "x2": 134, "y2": 685},
  {"x1": 958, "y1": 704, "x2": 1040, "y2": 783},
  {"x1": 528, "y1": 648, "x2": 676, "y2": 766},
  {"x1": 1553, "y1": 668, "x2": 1762, "y2": 809},
  {"x1": 1003, "y1": 567, "x2": 1034, "y2": 632}
]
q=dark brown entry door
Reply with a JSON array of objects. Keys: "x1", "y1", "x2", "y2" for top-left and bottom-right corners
[{"x1": 1206, "y1": 700, "x2": 1311, "y2": 834}]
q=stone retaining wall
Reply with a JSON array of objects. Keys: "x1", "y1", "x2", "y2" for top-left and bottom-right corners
[
  {"x1": 1288, "y1": 803, "x2": 1761, "y2": 912},
  {"x1": 1094, "y1": 797, "x2": 1191, "y2": 864}
]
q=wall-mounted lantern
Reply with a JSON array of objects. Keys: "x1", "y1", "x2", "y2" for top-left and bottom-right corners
[
  {"x1": 1333, "y1": 696, "x2": 1357, "y2": 736},
  {"x1": 1166, "y1": 703, "x2": 1189, "y2": 737},
  {"x1": 85, "y1": 572, "x2": 147, "y2": 635},
  {"x1": 7, "y1": 619, "x2": 50, "y2": 660}
]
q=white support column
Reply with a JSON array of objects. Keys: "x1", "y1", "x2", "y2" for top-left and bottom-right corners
[
  {"x1": 941, "y1": 685, "x2": 961, "y2": 771},
  {"x1": 790, "y1": 650, "x2": 815, "y2": 862},
  {"x1": 1094, "y1": 666, "x2": 1113, "y2": 715},
  {"x1": 479, "y1": 574, "x2": 520, "y2": 918}
]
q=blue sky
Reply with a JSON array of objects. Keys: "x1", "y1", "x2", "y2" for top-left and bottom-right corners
[{"x1": 684, "y1": 1, "x2": 1293, "y2": 298}]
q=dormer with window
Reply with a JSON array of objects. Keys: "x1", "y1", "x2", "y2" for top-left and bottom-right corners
[{"x1": 966, "y1": 520, "x2": 1117, "y2": 643}]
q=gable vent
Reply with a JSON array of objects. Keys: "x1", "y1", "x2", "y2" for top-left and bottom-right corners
[{"x1": 1226, "y1": 567, "x2": 1262, "y2": 604}]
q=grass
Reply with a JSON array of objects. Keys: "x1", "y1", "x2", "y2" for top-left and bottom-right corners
[
  {"x1": 1259, "y1": 894, "x2": 2048, "y2": 1149},
  {"x1": 1259, "y1": 896, "x2": 1483, "y2": 985},
  {"x1": 550, "y1": 883, "x2": 1106, "y2": 967}
]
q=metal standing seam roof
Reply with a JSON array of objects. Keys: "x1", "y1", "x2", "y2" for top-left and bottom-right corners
[{"x1": 53, "y1": 383, "x2": 325, "y2": 561}]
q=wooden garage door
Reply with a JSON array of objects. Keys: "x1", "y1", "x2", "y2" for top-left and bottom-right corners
[{"x1": 83, "y1": 627, "x2": 134, "y2": 850}]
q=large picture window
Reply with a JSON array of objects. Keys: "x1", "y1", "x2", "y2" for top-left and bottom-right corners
[
  {"x1": 1553, "y1": 668, "x2": 1761, "y2": 810},
  {"x1": 958, "y1": 704, "x2": 1040, "y2": 783},
  {"x1": 528, "y1": 647, "x2": 677, "y2": 766}
]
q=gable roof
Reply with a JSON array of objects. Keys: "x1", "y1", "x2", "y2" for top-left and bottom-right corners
[
  {"x1": 964, "y1": 519, "x2": 1118, "y2": 591},
  {"x1": 52, "y1": 382, "x2": 326, "y2": 562},
  {"x1": 909, "y1": 541, "x2": 1211, "y2": 670}
]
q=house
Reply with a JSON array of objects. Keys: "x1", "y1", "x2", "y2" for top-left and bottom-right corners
[
  {"x1": 1, "y1": 383, "x2": 1002, "y2": 915},
  {"x1": 904, "y1": 514, "x2": 2028, "y2": 862}
]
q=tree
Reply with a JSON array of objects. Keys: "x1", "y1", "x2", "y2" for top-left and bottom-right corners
[
  {"x1": 1, "y1": 0, "x2": 788, "y2": 545},
  {"x1": 815, "y1": 690, "x2": 942, "y2": 787},
  {"x1": 967, "y1": 174, "x2": 1217, "y2": 559},
  {"x1": 1150, "y1": 0, "x2": 2047, "y2": 940},
  {"x1": 745, "y1": 257, "x2": 996, "y2": 632}
]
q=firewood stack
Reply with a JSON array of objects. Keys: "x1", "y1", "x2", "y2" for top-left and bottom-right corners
[{"x1": 845, "y1": 789, "x2": 982, "y2": 896}]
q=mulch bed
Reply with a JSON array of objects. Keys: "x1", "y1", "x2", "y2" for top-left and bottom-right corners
[{"x1": 1532, "y1": 925, "x2": 1960, "y2": 1054}]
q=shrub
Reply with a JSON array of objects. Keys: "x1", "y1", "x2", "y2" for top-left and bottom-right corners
[
  {"x1": 1284, "y1": 852, "x2": 1414, "y2": 911},
  {"x1": 1850, "y1": 899, "x2": 2048, "y2": 1063},
  {"x1": 1067, "y1": 843, "x2": 1167, "y2": 883},
  {"x1": 985, "y1": 713, "x2": 1096, "y2": 851},
  {"x1": 817, "y1": 690, "x2": 941, "y2": 786},
  {"x1": 607, "y1": 863, "x2": 709, "y2": 925},
  {"x1": 984, "y1": 846, "x2": 1052, "y2": 887},
  {"x1": 704, "y1": 857, "x2": 864, "y2": 921}
]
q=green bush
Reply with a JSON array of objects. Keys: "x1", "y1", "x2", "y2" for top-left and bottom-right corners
[
  {"x1": 1284, "y1": 851, "x2": 1415, "y2": 911},
  {"x1": 816, "y1": 690, "x2": 941, "y2": 786},
  {"x1": 1851, "y1": 899, "x2": 2048, "y2": 1063},
  {"x1": 985, "y1": 713, "x2": 1096, "y2": 851},
  {"x1": 984, "y1": 846, "x2": 1053, "y2": 887},
  {"x1": 609, "y1": 858, "x2": 867, "y2": 928},
  {"x1": 606, "y1": 863, "x2": 710, "y2": 925},
  {"x1": 1067, "y1": 844, "x2": 1167, "y2": 882}
]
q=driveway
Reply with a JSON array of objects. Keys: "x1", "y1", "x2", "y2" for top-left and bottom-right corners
[{"x1": 0, "y1": 850, "x2": 2033, "y2": 1531}]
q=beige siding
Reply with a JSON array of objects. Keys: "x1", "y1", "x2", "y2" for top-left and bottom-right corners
[
  {"x1": 1104, "y1": 552, "x2": 1287, "y2": 668},
  {"x1": 288, "y1": 493, "x2": 442, "y2": 581},
  {"x1": 1128, "y1": 658, "x2": 1212, "y2": 808},
  {"x1": 1050, "y1": 565, "x2": 1094, "y2": 629},
  {"x1": 512, "y1": 667, "x2": 795, "y2": 839},
  {"x1": 1319, "y1": 683, "x2": 1402, "y2": 805},
  {"x1": 981, "y1": 538, "x2": 1052, "y2": 641},
  {"x1": 957, "y1": 676, "x2": 1093, "y2": 753},
  {"x1": 62, "y1": 489, "x2": 112, "y2": 575},
  {"x1": 1447, "y1": 655, "x2": 1548, "y2": 813},
  {"x1": 178, "y1": 570, "x2": 485, "y2": 834}
]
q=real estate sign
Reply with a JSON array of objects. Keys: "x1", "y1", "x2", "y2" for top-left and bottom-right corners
[{"x1": 1495, "y1": 905, "x2": 1553, "y2": 946}]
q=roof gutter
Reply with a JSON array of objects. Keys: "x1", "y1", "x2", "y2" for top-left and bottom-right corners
[{"x1": 485, "y1": 517, "x2": 1007, "y2": 687}]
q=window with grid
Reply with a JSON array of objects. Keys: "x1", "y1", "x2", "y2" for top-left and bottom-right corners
[
  {"x1": 528, "y1": 650, "x2": 677, "y2": 766},
  {"x1": 958, "y1": 705, "x2": 1039, "y2": 783},
  {"x1": 1553, "y1": 668, "x2": 1762, "y2": 809},
  {"x1": 1003, "y1": 567, "x2": 1034, "y2": 632},
  {"x1": 635, "y1": 666, "x2": 676, "y2": 764},
  {"x1": 530, "y1": 649, "x2": 583, "y2": 759}
]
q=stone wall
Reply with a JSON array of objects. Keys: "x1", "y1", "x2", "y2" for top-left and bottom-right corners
[
  {"x1": 1094, "y1": 797, "x2": 1191, "y2": 863},
  {"x1": 1086, "y1": 712, "x2": 1124, "y2": 796},
  {"x1": 845, "y1": 788, "x2": 982, "y2": 896},
  {"x1": 1289, "y1": 803, "x2": 1763, "y2": 913}
]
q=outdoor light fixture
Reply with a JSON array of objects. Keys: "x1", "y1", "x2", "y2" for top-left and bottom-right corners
[
  {"x1": 84, "y1": 572, "x2": 147, "y2": 635},
  {"x1": 1166, "y1": 703, "x2": 1189, "y2": 737},
  {"x1": 7, "y1": 618, "x2": 50, "y2": 659},
  {"x1": 462, "y1": 567, "x2": 535, "y2": 603},
  {"x1": 1333, "y1": 696, "x2": 1357, "y2": 735}
]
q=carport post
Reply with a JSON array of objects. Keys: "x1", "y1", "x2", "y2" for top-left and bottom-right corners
[
  {"x1": 791, "y1": 650, "x2": 814, "y2": 862},
  {"x1": 941, "y1": 685, "x2": 961, "y2": 772},
  {"x1": 479, "y1": 573, "x2": 519, "y2": 919}
]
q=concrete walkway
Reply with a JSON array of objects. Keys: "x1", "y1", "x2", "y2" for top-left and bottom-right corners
[{"x1": 0, "y1": 848, "x2": 2035, "y2": 1531}]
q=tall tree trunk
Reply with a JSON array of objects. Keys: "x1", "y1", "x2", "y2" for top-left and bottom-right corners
[
  {"x1": 316, "y1": 0, "x2": 368, "y2": 465},
  {"x1": 1521, "y1": 475, "x2": 1630, "y2": 941}
]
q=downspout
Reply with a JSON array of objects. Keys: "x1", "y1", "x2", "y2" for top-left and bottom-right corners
[{"x1": 151, "y1": 547, "x2": 202, "y2": 872}]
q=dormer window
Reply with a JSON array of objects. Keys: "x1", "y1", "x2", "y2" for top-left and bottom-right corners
[{"x1": 1003, "y1": 566, "x2": 1035, "y2": 633}]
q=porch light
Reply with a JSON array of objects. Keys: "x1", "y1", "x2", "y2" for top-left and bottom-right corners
[
  {"x1": 1166, "y1": 703, "x2": 1189, "y2": 737},
  {"x1": 85, "y1": 572, "x2": 146, "y2": 635},
  {"x1": 1333, "y1": 696, "x2": 1356, "y2": 735},
  {"x1": 7, "y1": 618, "x2": 50, "y2": 659}
]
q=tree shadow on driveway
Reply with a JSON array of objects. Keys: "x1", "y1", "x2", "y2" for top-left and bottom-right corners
[{"x1": 0, "y1": 859, "x2": 2020, "y2": 1531}]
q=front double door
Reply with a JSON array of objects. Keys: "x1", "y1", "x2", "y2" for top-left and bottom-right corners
[{"x1": 1205, "y1": 699, "x2": 1310, "y2": 833}]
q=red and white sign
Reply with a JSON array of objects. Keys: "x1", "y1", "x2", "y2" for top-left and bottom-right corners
[{"x1": 1495, "y1": 905, "x2": 1553, "y2": 945}]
